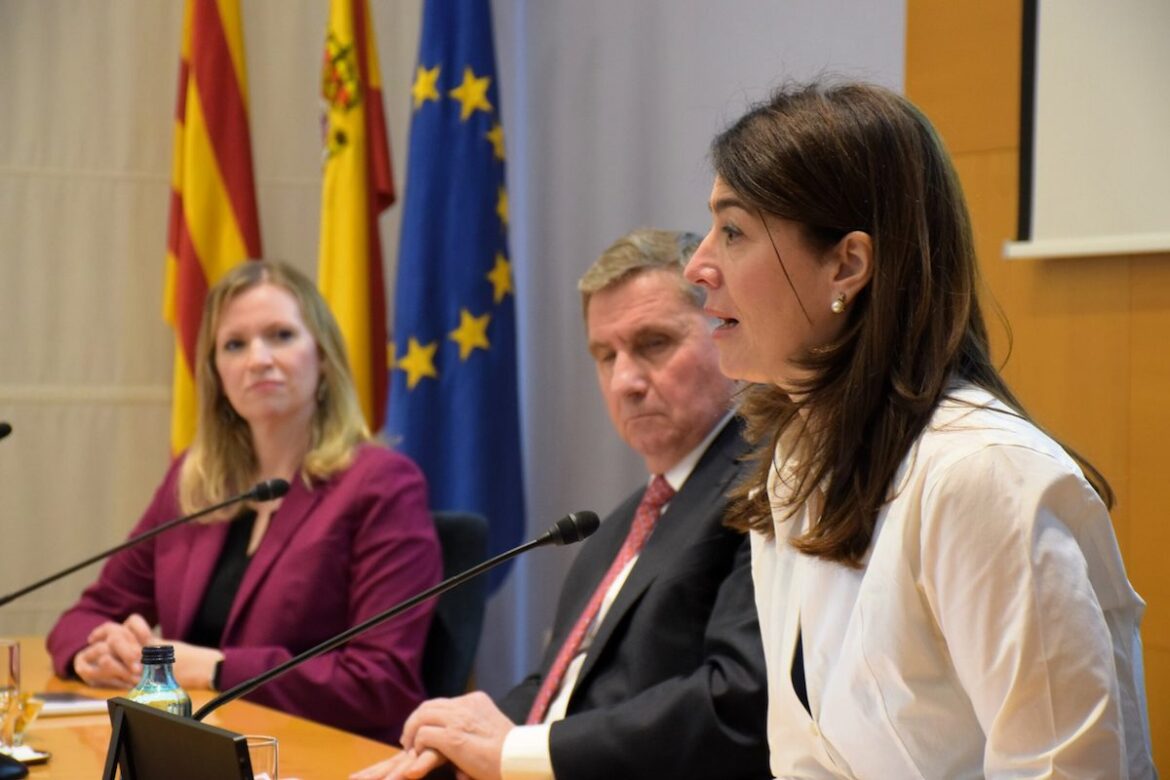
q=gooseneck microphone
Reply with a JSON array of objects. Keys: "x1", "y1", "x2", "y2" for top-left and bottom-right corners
[
  {"x1": 0, "y1": 478, "x2": 289, "y2": 608},
  {"x1": 539, "y1": 511, "x2": 600, "y2": 546},
  {"x1": 0, "y1": 422, "x2": 11, "y2": 441},
  {"x1": 193, "y1": 510, "x2": 600, "y2": 721}
]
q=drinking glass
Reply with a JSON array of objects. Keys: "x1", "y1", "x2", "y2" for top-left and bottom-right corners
[
  {"x1": 0, "y1": 639, "x2": 18, "y2": 750},
  {"x1": 12, "y1": 692, "x2": 43, "y2": 747},
  {"x1": 245, "y1": 734, "x2": 278, "y2": 780}
]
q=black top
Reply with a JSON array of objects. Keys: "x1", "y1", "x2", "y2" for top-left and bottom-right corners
[
  {"x1": 792, "y1": 631, "x2": 810, "y2": 714},
  {"x1": 186, "y1": 511, "x2": 257, "y2": 648}
]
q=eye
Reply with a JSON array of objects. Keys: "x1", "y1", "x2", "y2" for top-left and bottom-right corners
[
  {"x1": 721, "y1": 223, "x2": 743, "y2": 243},
  {"x1": 637, "y1": 334, "x2": 674, "y2": 358},
  {"x1": 263, "y1": 326, "x2": 298, "y2": 345},
  {"x1": 594, "y1": 350, "x2": 615, "y2": 366},
  {"x1": 220, "y1": 338, "x2": 244, "y2": 353}
]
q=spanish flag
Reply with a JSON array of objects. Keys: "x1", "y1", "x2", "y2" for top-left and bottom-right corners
[
  {"x1": 162, "y1": 0, "x2": 262, "y2": 454},
  {"x1": 318, "y1": 0, "x2": 395, "y2": 432}
]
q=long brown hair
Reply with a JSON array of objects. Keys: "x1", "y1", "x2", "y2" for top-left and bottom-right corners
[
  {"x1": 179, "y1": 260, "x2": 371, "y2": 514},
  {"x1": 716, "y1": 82, "x2": 1112, "y2": 565}
]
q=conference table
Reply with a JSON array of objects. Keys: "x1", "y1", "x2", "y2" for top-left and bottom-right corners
[{"x1": 13, "y1": 636, "x2": 397, "y2": 778}]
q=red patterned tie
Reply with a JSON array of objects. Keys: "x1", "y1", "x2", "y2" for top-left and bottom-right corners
[{"x1": 526, "y1": 474, "x2": 675, "y2": 724}]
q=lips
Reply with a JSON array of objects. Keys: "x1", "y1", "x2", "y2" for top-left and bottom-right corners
[
  {"x1": 248, "y1": 380, "x2": 284, "y2": 392},
  {"x1": 705, "y1": 306, "x2": 739, "y2": 331}
]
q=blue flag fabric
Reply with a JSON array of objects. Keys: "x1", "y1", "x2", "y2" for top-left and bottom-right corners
[{"x1": 389, "y1": 0, "x2": 524, "y2": 589}]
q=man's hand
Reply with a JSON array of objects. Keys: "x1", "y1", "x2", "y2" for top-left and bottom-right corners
[
  {"x1": 400, "y1": 692, "x2": 515, "y2": 780},
  {"x1": 349, "y1": 748, "x2": 447, "y2": 780},
  {"x1": 350, "y1": 692, "x2": 515, "y2": 780}
]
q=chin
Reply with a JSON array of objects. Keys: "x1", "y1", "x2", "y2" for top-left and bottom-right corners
[
  {"x1": 716, "y1": 356, "x2": 760, "y2": 384},
  {"x1": 625, "y1": 435, "x2": 672, "y2": 462}
]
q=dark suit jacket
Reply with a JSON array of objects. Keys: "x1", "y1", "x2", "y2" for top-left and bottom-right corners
[
  {"x1": 47, "y1": 445, "x2": 442, "y2": 743},
  {"x1": 499, "y1": 419, "x2": 770, "y2": 780}
]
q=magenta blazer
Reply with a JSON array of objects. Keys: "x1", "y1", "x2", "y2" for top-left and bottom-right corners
[{"x1": 47, "y1": 444, "x2": 441, "y2": 743}]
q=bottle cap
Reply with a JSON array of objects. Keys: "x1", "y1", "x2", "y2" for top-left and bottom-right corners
[{"x1": 141, "y1": 644, "x2": 176, "y2": 665}]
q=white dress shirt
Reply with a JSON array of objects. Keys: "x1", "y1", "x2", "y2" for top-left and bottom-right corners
[
  {"x1": 501, "y1": 415, "x2": 730, "y2": 780},
  {"x1": 753, "y1": 386, "x2": 1153, "y2": 778}
]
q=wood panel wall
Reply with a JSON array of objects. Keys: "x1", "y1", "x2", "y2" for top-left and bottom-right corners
[{"x1": 905, "y1": 0, "x2": 1167, "y2": 766}]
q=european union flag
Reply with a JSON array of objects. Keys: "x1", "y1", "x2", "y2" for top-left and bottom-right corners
[{"x1": 389, "y1": 0, "x2": 524, "y2": 589}]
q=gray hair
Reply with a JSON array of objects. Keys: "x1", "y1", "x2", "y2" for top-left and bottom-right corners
[{"x1": 578, "y1": 228, "x2": 705, "y2": 317}]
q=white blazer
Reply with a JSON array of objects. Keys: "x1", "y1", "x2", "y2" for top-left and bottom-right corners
[{"x1": 753, "y1": 386, "x2": 1153, "y2": 779}]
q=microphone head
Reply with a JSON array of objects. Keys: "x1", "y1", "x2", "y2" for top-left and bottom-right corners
[
  {"x1": 251, "y1": 478, "x2": 291, "y2": 502},
  {"x1": 0, "y1": 422, "x2": 10, "y2": 441},
  {"x1": 547, "y1": 511, "x2": 600, "y2": 546}
]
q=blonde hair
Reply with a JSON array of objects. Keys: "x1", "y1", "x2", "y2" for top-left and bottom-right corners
[{"x1": 178, "y1": 260, "x2": 371, "y2": 514}]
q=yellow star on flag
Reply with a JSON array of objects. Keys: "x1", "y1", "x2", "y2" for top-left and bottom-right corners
[
  {"x1": 396, "y1": 337, "x2": 439, "y2": 389},
  {"x1": 448, "y1": 66, "x2": 493, "y2": 121},
  {"x1": 449, "y1": 308, "x2": 492, "y2": 360},
  {"x1": 486, "y1": 253, "x2": 513, "y2": 303},
  {"x1": 486, "y1": 122, "x2": 506, "y2": 160},
  {"x1": 496, "y1": 186, "x2": 509, "y2": 227},
  {"x1": 411, "y1": 64, "x2": 441, "y2": 109}
]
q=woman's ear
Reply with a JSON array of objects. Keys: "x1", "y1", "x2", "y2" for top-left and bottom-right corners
[{"x1": 831, "y1": 230, "x2": 873, "y2": 302}]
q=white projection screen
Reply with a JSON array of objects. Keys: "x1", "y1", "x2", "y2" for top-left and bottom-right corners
[{"x1": 1007, "y1": 0, "x2": 1170, "y2": 259}]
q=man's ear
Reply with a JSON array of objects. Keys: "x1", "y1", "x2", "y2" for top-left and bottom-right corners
[{"x1": 831, "y1": 230, "x2": 873, "y2": 302}]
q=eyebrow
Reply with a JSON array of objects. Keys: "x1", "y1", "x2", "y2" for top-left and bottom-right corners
[
  {"x1": 708, "y1": 195, "x2": 750, "y2": 214},
  {"x1": 586, "y1": 340, "x2": 605, "y2": 353}
]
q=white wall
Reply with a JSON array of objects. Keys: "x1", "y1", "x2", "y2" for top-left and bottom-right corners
[{"x1": 1011, "y1": 0, "x2": 1170, "y2": 258}]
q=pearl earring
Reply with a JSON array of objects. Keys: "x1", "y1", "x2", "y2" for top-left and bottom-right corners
[{"x1": 831, "y1": 293, "x2": 846, "y2": 314}]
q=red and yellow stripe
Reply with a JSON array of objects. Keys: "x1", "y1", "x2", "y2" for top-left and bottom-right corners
[
  {"x1": 317, "y1": 0, "x2": 395, "y2": 432},
  {"x1": 163, "y1": 0, "x2": 262, "y2": 453}
]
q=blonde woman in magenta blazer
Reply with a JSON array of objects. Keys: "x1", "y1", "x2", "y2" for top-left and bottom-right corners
[{"x1": 48, "y1": 260, "x2": 441, "y2": 743}]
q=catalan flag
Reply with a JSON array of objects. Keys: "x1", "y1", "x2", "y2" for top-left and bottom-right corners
[
  {"x1": 389, "y1": 0, "x2": 525, "y2": 588},
  {"x1": 318, "y1": 0, "x2": 395, "y2": 432},
  {"x1": 163, "y1": 0, "x2": 262, "y2": 453}
]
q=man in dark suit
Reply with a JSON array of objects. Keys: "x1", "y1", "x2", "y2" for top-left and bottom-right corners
[{"x1": 352, "y1": 229, "x2": 770, "y2": 780}]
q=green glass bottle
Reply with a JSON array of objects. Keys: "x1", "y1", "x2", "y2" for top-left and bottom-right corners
[{"x1": 127, "y1": 645, "x2": 192, "y2": 718}]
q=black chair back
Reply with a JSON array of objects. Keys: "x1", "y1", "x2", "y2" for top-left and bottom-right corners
[{"x1": 422, "y1": 511, "x2": 490, "y2": 698}]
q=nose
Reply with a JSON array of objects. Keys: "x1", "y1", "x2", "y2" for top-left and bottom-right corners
[
  {"x1": 683, "y1": 230, "x2": 719, "y2": 289},
  {"x1": 610, "y1": 351, "x2": 648, "y2": 397},
  {"x1": 245, "y1": 338, "x2": 274, "y2": 369}
]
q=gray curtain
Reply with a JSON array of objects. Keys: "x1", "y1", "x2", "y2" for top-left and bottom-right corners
[{"x1": 485, "y1": 0, "x2": 904, "y2": 694}]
